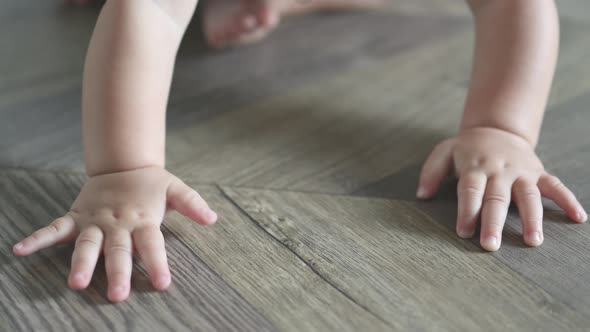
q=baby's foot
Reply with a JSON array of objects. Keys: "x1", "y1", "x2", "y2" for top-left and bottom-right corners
[
  {"x1": 203, "y1": 0, "x2": 279, "y2": 49},
  {"x1": 203, "y1": 0, "x2": 385, "y2": 49}
]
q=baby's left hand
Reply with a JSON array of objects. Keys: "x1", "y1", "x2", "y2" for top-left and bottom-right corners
[{"x1": 417, "y1": 127, "x2": 587, "y2": 251}]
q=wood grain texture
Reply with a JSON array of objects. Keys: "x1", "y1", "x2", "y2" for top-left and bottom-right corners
[
  {"x1": 3, "y1": 1, "x2": 590, "y2": 331},
  {"x1": 355, "y1": 24, "x2": 590, "y2": 312},
  {"x1": 382, "y1": 0, "x2": 590, "y2": 23},
  {"x1": 223, "y1": 186, "x2": 590, "y2": 331},
  {"x1": 399, "y1": 91, "x2": 590, "y2": 310},
  {"x1": 0, "y1": 170, "x2": 275, "y2": 332},
  {"x1": 167, "y1": 20, "x2": 590, "y2": 194},
  {"x1": 164, "y1": 184, "x2": 391, "y2": 331},
  {"x1": 420, "y1": 199, "x2": 590, "y2": 310},
  {"x1": 0, "y1": 10, "x2": 467, "y2": 177},
  {"x1": 5, "y1": 13, "x2": 590, "y2": 198},
  {"x1": 166, "y1": 22, "x2": 471, "y2": 193},
  {"x1": 355, "y1": 21, "x2": 590, "y2": 201}
]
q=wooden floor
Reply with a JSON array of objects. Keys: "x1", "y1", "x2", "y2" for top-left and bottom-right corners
[{"x1": 2, "y1": 1, "x2": 590, "y2": 331}]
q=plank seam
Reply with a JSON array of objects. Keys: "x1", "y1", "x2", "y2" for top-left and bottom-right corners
[
  {"x1": 401, "y1": 201, "x2": 590, "y2": 321},
  {"x1": 161, "y1": 222, "x2": 279, "y2": 332},
  {"x1": 217, "y1": 184, "x2": 394, "y2": 328}
]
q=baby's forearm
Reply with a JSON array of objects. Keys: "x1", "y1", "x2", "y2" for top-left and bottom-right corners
[
  {"x1": 82, "y1": 0, "x2": 197, "y2": 176},
  {"x1": 461, "y1": 0, "x2": 559, "y2": 146}
]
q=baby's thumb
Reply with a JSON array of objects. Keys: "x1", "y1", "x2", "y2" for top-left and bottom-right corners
[
  {"x1": 167, "y1": 179, "x2": 218, "y2": 225},
  {"x1": 417, "y1": 140, "x2": 454, "y2": 199}
]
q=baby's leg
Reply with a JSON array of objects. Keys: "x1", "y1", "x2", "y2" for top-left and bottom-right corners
[{"x1": 204, "y1": 0, "x2": 385, "y2": 49}]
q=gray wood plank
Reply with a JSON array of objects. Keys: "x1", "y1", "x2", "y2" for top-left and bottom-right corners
[
  {"x1": 166, "y1": 25, "x2": 471, "y2": 191},
  {"x1": 380, "y1": 0, "x2": 590, "y2": 23},
  {"x1": 223, "y1": 186, "x2": 590, "y2": 331},
  {"x1": 553, "y1": 0, "x2": 590, "y2": 23},
  {"x1": 419, "y1": 199, "x2": 590, "y2": 311},
  {"x1": 356, "y1": 73, "x2": 590, "y2": 312},
  {"x1": 0, "y1": 169, "x2": 275, "y2": 332},
  {"x1": 410, "y1": 91, "x2": 590, "y2": 310},
  {"x1": 2, "y1": 0, "x2": 587, "y2": 23},
  {"x1": 0, "y1": 8, "x2": 466, "y2": 176},
  {"x1": 354, "y1": 20, "x2": 590, "y2": 201},
  {"x1": 164, "y1": 183, "x2": 391, "y2": 331},
  {"x1": 167, "y1": 21, "x2": 590, "y2": 193},
  {"x1": 378, "y1": 191, "x2": 590, "y2": 310},
  {"x1": 2, "y1": 1, "x2": 590, "y2": 330},
  {"x1": 3, "y1": 2, "x2": 590, "y2": 198}
]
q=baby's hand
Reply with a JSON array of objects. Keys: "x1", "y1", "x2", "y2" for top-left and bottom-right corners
[
  {"x1": 13, "y1": 167, "x2": 217, "y2": 302},
  {"x1": 417, "y1": 127, "x2": 587, "y2": 251}
]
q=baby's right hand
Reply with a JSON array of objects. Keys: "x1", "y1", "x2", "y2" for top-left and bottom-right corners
[{"x1": 12, "y1": 167, "x2": 217, "y2": 302}]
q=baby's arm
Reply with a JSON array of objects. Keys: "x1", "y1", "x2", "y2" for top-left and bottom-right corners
[
  {"x1": 461, "y1": 0, "x2": 556, "y2": 145},
  {"x1": 13, "y1": 0, "x2": 216, "y2": 303},
  {"x1": 418, "y1": 0, "x2": 586, "y2": 251},
  {"x1": 83, "y1": 0, "x2": 196, "y2": 175}
]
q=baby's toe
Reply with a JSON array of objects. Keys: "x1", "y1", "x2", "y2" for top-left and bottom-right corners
[
  {"x1": 216, "y1": 13, "x2": 263, "y2": 48},
  {"x1": 204, "y1": 0, "x2": 280, "y2": 49},
  {"x1": 253, "y1": 5, "x2": 280, "y2": 29},
  {"x1": 241, "y1": 14, "x2": 258, "y2": 31}
]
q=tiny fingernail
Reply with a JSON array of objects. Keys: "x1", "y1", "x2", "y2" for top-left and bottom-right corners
[
  {"x1": 577, "y1": 210, "x2": 587, "y2": 222},
  {"x1": 113, "y1": 285, "x2": 127, "y2": 295},
  {"x1": 206, "y1": 209, "x2": 218, "y2": 223},
  {"x1": 73, "y1": 273, "x2": 85, "y2": 282},
  {"x1": 242, "y1": 15, "x2": 256, "y2": 29},
  {"x1": 457, "y1": 228, "x2": 473, "y2": 239},
  {"x1": 531, "y1": 232, "x2": 543, "y2": 245},
  {"x1": 156, "y1": 275, "x2": 171, "y2": 290},
  {"x1": 484, "y1": 236, "x2": 499, "y2": 251},
  {"x1": 13, "y1": 243, "x2": 23, "y2": 251},
  {"x1": 416, "y1": 187, "x2": 428, "y2": 199}
]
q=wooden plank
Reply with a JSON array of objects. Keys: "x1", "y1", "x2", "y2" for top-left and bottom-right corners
[
  {"x1": 167, "y1": 21, "x2": 590, "y2": 193},
  {"x1": 419, "y1": 198, "x2": 590, "y2": 310},
  {"x1": 356, "y1": 93, "x2": 590, "y2": 311},
  {"x1": 0, "y1": 3, "x2": 95, "y2": 96},
  {"x1": 379, "y1": 0, "x2": 590, "y2": 23},
  {"x1": 1, "y1": 0, "x2": 586, "y2": 23},
  {"x1": 555, "y1": 0, "x2": 590, "y2": 23},
  {"x1": 0, "y1": 4, "x2": 467, "y2": 178},
  {"x1": 164, "y1": 184, "x2": 391, "y2": 331},
  {"x1": 538, "y1": 91, "x2": 590, "y2": 193},
  {"x1": 354, "y1": 21, "x2": 590, "y2": 200},
  {"x1": 0, "y1": 170, "x2": 275, "y2": 332},
  {"x1": 463, "y1": 91, "x2": 590, "y2": 309},
  {"x1": 2, "y1": 4, "x2": 590, "y2": 191},
  {"x1": 166, "y1": 24, "x2": 471, "y2": 192},
  {"x1": 223, "y1": 186, "x2": 590, "y2": 330},
  {"x1": 3, "y1": 3, "x2": 590, "y2": 198}
]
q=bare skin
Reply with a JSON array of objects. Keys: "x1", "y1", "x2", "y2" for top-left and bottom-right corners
[
  {"x1": 203, "y1": 0, "x2": 385, "y2": 48},
  {"x1": 14, "y1": 167, "x2": 217, "y2": 302},
  {"x1": 14, "y1": 0, "x2": 586, "y2": 303},
  {"x1": 15, "y1": 0, "x2": 207, "y2": 303},
  {"x1": 417, "y1": 0, "x2": 586, "y2": 251}
]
